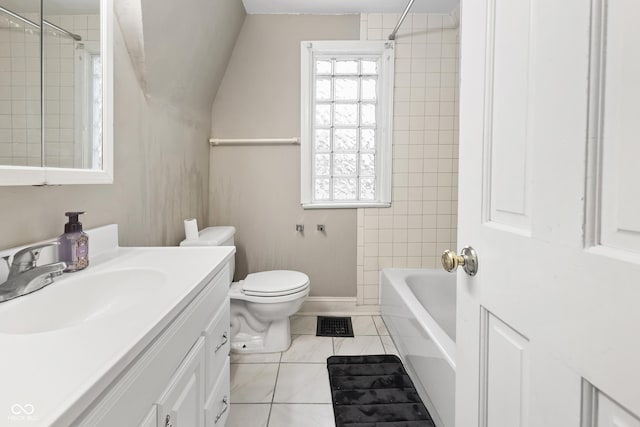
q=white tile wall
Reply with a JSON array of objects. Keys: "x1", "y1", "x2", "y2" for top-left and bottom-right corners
[
  {"x1": 0, "y1": 13, "x2": 41, "y2": 166},
  {"x1": 0, "y1": 11, "x2": 98, "y2": 167},
  {"x1": 44, "y1": 14, "x2": 99, "y2": 168},
  {"x1": 357, "y1": 13, "x2": 460, "y2": 306}
]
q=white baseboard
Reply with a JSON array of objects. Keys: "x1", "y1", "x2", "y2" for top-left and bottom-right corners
[{"x1": 299, "y1": 297, "x2": 380, "y2": 316}]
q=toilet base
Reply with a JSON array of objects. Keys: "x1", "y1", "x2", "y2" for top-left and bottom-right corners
[
  {"x1": 230, "y1": 317, "x2": 292, "y2": 353},
  {"x1": 229, "y1": 283, "x2": 309, "y2": 354}
]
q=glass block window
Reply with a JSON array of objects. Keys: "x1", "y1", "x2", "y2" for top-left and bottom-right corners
[{"x1": 301, "y1": 41, "x2": 394, "y2": 208}]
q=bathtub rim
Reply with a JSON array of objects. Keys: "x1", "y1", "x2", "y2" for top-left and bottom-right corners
[{"x1": 381, "y1": 267, "x2": 456, "y2": 371}]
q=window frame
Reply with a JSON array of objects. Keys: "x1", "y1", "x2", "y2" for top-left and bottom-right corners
[{"x1": 300, "y1": 40, "x2": 394, "y2": 209}]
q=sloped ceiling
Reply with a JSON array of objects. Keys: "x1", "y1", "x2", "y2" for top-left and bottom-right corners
[
  {"x1": 113, "y1": 0, "x2": 457, "y2": 112},
  {"x1": 115, "y1": 0, "x2": 246, "y2": 113}
]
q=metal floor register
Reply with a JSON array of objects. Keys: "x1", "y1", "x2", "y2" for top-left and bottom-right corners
[{"x1": 316, "y1": 316, "x2": 354, "y2": 337}]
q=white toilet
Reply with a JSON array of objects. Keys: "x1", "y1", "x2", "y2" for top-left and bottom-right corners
[{"x1": 180, "y1": 226, "x2": 310, "y2": 353}]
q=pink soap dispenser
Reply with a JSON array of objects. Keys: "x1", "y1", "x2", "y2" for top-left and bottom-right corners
[{"x1": 59, "y1": 211, "x2": 89, "y2": 272}]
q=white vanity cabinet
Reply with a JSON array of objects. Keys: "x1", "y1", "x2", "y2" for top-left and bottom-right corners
[
  {"x1": 205, "y1": 358, "x2": 231, "y2": 426},
  {"x1": 74, "y1": 263, "x2": 231, "y2": 427}
]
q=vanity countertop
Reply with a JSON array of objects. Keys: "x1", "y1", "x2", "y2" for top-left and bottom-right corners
[{"x1": 0, "y1": 226, "x2": 234, "y2": 426}]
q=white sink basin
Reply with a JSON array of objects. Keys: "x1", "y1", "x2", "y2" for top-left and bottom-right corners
[{"x1": 0, "y1": 268, "x2": 166, "y2": 334}]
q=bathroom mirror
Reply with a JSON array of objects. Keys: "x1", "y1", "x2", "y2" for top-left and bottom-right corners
[{"x1": 0, "y1": 0, "x2": 112, "y2": 185}]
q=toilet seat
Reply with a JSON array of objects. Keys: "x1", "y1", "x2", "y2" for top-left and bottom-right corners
[
  {"x1": 229, "y1": 270, "x2": 310, "y2": 303},
  {"x1": 242, "y1": 270, "x2": 310, "y2": 297}
]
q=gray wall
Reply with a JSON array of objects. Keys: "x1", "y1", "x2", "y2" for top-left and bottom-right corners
[
  {"x1": 0, "y1": 3, "x2": 245, "y2": 249},
  {"x1": 209, "y1": 15, "x2": 360, "y2": 297},
  {"x1": 141, "y1": 0, "x2": 245, "y2": 114}
]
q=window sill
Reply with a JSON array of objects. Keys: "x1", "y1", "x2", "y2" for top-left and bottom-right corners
[{"x1": 302, "y1": 202, "x2": 391, "y2": 209}]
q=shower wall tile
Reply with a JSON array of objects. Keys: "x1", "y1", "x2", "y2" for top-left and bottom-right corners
[
  {"x1": 0, "y1": 12, "x2": 98, "y2": 168},
  {"x1": 44, "y1": 14, "x2": 99, "y2": 168},
  {"x1": 356, "y1": 13, "x2": 460, "y2": 306},
  {"x1": 0, "y1": 13, "x2": 41, "y2": 166}
]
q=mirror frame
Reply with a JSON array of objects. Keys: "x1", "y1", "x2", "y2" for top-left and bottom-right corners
[{"x1": 0, "y1": 0, "x2": 113, "y2": 186}]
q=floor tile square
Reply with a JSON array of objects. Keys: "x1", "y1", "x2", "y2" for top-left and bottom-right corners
[
  {"x1": 268, "y1": 404, "x2": 335, "y2": 427},
  {"x1": 334, "y1": 335, "x2": 385, "y2": 356},
  {"x1": 350, "y1": 315, "x2": 378, "y2": 335},
  {"x1": 229, "y1": 311, "x2": 399, "y2": 427},
  {"x1": 227, "y1": 404, "x2": 270, "y2": 427},
  {"x1": 373, "y1": 315, "x2": 390, "y2": 335},
  {"x1": 230, "y1": 363, "x2": 279, "y2": 403},
  {"x1": 281, "y1": 335, "x2": 334, "y2": 363},
  {"x1": 290, "y1": 315, "x2": 318, "y2": 335},
  {"x1": 273, "y1": 364, "x2": 332, "y2": 404}
]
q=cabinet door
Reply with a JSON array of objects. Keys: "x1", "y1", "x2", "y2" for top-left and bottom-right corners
[
  {"x1": 204, "y1": 357, "x2": 230, "y2": 427},
  {"x1": 204, "y1": 298, "x2": 231, "y2": 397},
  {"x1": 156, "y1": 337, "x2": 206, "y2": 427}
]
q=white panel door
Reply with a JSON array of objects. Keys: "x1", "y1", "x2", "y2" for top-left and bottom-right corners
[
  {"x1": 483, "y1": 313, "x2": 530, "y2": 427},
  {"x1": 597, "y1": 0, "x2": 640, "y2": 254},
  {"x1": 457, "y1": 0, "x2": 640, "y2": 426}
]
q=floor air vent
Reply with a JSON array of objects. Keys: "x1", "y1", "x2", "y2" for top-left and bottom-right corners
[{"x1": 316, "y1": 316, "x2": 354, "y2": 337}]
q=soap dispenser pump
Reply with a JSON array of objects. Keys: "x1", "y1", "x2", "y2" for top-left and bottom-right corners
[{"x1": 59, "y1": 211, "x2": 89, "y2": 272}]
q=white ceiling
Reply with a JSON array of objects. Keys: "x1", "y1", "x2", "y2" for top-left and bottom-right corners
[{"x1": 241, "y1": 0, "x2": 459, "y2": 15}]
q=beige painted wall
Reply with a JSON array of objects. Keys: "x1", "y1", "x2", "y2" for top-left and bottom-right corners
[
  {"x1": 209, "y1": 15, "x2": 360, "y2": 297},
  {"x1": 0, "y1": 7, "x2": 244, "y2": 249}
]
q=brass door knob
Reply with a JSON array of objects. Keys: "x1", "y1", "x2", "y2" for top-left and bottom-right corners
[{"x1": 441, "y1": 246, "x2": 478, "y2": 276}]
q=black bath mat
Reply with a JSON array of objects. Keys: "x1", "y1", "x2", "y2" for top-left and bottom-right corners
[
  {"x1": 317, "y1": 316, "x2": 354, "y2": 337},
  {"x1": 327, "y1": 355, "x2": 434, "y2": 427}
]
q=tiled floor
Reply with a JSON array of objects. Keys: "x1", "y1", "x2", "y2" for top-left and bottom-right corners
[{"x1": 227, "y1": 314, "x2": 398, "y2": 427}]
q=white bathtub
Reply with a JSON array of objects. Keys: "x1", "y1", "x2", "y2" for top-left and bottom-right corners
[{"x1": 381, "y1": 268, "x2": 456, "y2": 427}]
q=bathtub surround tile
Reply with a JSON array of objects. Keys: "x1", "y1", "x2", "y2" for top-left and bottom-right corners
[
  {"x1": 281, "y1": 335, "x2": 334, "y2": 363},
  {"x1": 364, "y1": 285, "x2": 380, "y2": 301},
  {"x1": 373, "y1": 315, "x2": 390, "y2": 336},
  {"x1": 357, "y1": 284, "x2": 365, "y2": 306},
  {"x1": 230, "y1": 363, "x2": 279, "y2": 403},
  {"x1": 364, "y1": 297, "x2": 380, "y2": 306},
  {"x1": 334, "y1": 336, "x2": 385, "y2": 356},
  {"x1": 268, "y1": 404, "x2": 335, "y2": 427},
  {"x1": 364, "y1": 270, "x2": 379, "y2": 285},
  {"x1": 227, "y1": 404, "x2": 271, "y2": 427},
  {"x1": 273, "y1": 363, "x2": 332, "y2": 404},
  {"x1": 356, "y1": 13, "x2": 460, "y2": 306},
  {"x1": 290, "y1": 315, "x2": 317, "y2": 335}
]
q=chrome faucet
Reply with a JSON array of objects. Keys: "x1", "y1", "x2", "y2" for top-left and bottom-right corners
[{"x1": 0, "y1": 242, "x2": 67, "y2": 303}]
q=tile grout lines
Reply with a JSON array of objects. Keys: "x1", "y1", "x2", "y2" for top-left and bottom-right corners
[
  {"x1": 228, "y1": 315, "x2": 397, "y2": 427},
  {"x1": 266, "y1": 358, "x2": 281, "y2": 427}
]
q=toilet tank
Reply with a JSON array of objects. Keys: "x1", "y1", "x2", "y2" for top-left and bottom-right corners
[{"x1": 180, "y1": 226, "x2": 236, "y2": 280}]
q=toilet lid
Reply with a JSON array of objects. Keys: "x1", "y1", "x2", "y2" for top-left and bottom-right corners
[{"x1": 241, "y1": 270, "x2": 310, "y2": 297}]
